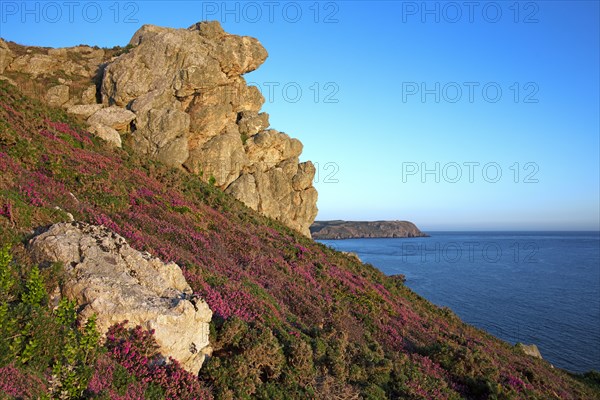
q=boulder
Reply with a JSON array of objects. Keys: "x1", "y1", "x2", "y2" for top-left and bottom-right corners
[
  {"x1": 237, "y1": 111, "x2": 270, "y2": 138},
  {"x1": 67, "y1": 104, "x2": 104, "y2": 119},
  {"x1": 293, "y1": 162, "x2": 316, "y2": 191},
  {"x1": 225, "y1": 173, "x2": 260, "y2": 210},
  {"x1": 87, "y1": 106, "x2": 136, "y2": 132},
  {"x1": 87, "y1": 123, "x2": 122, "y2": 148},
  {"x1": 130, "y1": 107, "x2": 190, "y2": 168},
  {"x1": 81, "y1": 85, "x2": 98, "y2": 104},
  {"x1": 45, "y1": 85, "x2": 70, "y2": 107},
  {"x1": 516, "y1": 343, "x2": 543, "y2": 360},
  {"x1": 8, "y1": 54, "x2": 59, "y2": 76},
  {"x1": 28, "y1": 222, "x2": 212, "y2": 375},
  {"x1": 245, "y1": 130, "x2": 303, "y2": 170},
  {"x1": 185, "y1": 131, "x2": 248, "y2": 187}
]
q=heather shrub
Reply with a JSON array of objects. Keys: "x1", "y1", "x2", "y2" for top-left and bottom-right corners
[
  {"x1": 0, "y1": 79, "x2": 598, "y2": 399},
  {"x1": 103, "y1": 322, "x2": 213, "y2": 400}
]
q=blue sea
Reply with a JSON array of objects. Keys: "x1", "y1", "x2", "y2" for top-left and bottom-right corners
[{"x1": 319, "y1": 232, "x2": 600, "y2": 373}]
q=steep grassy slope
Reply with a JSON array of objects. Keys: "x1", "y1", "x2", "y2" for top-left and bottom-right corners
[{"x1": 0, "y1": 80, "x2": 598, "y2": 399}]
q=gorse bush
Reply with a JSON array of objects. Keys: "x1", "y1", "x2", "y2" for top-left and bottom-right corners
[{"x1": 0, "y1": 80, "x2": 599, "y2": 399}]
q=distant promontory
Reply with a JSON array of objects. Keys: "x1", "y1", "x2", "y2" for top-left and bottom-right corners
[{"x1": 310, "y1": 220, "x2": 428, "y2": 239}]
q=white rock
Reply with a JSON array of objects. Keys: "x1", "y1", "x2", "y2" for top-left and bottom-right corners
[
  {"x1": 87, "y1": 123, "x2": 122, "y2": 148},
  {"x1": 87, "y1": 106, "x2": 136, "y2": 132},
  {"x1": 28, "y1": 222, "x2": 213, "y2": 375}
]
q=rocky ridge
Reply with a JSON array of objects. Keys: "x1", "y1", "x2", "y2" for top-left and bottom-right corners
[
  {"x1": 0, "y1": 21, "x2": 317, "y2": 236},
  {"x1": 310, "y1": 220, "x2": 428, "y2": 239},
  {"x1": 28, "y1": 222, "x2": 212, "y2": 375}
]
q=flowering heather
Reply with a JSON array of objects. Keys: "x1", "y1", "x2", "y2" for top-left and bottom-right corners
[
  {"x1": 104, "y1": 323, "x2": 213, "y2": 400},
  {"x1": 0, "y1": 202, "x2": 12, "y2": 220},
  {"x1": 0, "y1": 79, "x2": 599, "y2": 399},
  {"x1": 0, "y1": 364, "x2": 46, "y2": 398}
]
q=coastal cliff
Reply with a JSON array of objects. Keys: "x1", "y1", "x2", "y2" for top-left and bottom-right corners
[
  {"x1": 0, "y1": 21, "x2": 317, "y2": 237},
  {"x1": 311, "y1": 220, "x2": 428, "y2": 239},
  {"x1": 1, "y1": 23, "x2": 599, "y2": 400}
]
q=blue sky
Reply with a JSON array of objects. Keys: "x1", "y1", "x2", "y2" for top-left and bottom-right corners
[{"x1": 1, "y1": 1, "x2": 598, "y2": 230}]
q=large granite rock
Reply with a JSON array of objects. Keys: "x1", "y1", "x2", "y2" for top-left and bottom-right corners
[
  {"x1": 516, "y1": 343, "x2": 543, "y2": 360},
  {"x1": 28, "y1": 222, "x2": 212, "y2": 375},
  {"x1": 310, "y1": 220, "x2": 428, "y2": 240},
  {"x1": 87, "y1": 106, "x2": 136, "y2": 132},
  {"x1": 87, "y1": 123, "x2": 122, "y2": 148},
  {"x1": 6, "y1": 47, "x2": 98, "y2": 77},
  {"x1": 45, "y1": 84, "x2": 70, "y2": 107},
  {"x1": 98, "y1": 21, "x2": 317, "y2": 236},
  {"x1": 2, "y1": 21, "x2": 319, "y2": 237}
]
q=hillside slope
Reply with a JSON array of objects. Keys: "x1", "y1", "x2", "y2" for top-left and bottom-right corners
[{"x1": 0, "y1": 80, "x2": 599, "y2": 399}]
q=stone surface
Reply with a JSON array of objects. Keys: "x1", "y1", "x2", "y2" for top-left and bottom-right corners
[
  {"x1": 238, "y1": 111, "x2": 270, "y2": 138},
  {"x1": 88, "y1": 123, "x2": 122, "y2": 147},
  {"x1": 45, "y1": 85, "x2": 70, "y2": 107},
  {"x1": 4, "y1": 21, "x2": 319, "y2": 237},
  {"x1": 67, "y1": 104, "x2": 104, "y2": 119},
  {"x1": 8, "y1": 54, "x2": 59, "y2": 76},
  {"x1": 225, "y1": 173, "x2": 260, "y2": 210},
  {"x1": 87, "y1": 106, "x2": 136, "y2": 132},
  {"x1": 28, "y1": 222, "x2": 212, "y2": 375},
  {"x1": 0, "y1": 39, "x2": 14, "y2": 74},
  {"x1": 186, "y1": 131, "x2": 248, "y2": 187},
  {"x1": 99, "y1": 21, "x2": 317, "y2": 236},
  {"x1": 81, "y1": 85, "x2": 98, "y2": 104},
  {"x1": 310, "y1": 220, "x2": 428, "y2": 240},
  {"x1": 516, "y1": 343, "x2": 543, "y2": 360}
]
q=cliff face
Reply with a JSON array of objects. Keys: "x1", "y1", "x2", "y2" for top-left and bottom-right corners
[
  {"x1": 311, "y1": 220, "x2": 427, "y2": 239},
  {"x1": 0, "y1": 22, "x2": 317, "y2": 237}
]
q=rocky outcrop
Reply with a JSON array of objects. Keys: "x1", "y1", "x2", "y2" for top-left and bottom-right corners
[
  {"x1": 310, "y1": 220, "x2": 428, "y2": 240},
  {"x1": 87, "y1": 106, "x2": 136, "y2": 132},
  {"x1": 0, "y1": 39, "x2": 14, "y2": 73},
  {"x1": 100, "y1": 22, "x2": 317, "y2": 236},
  {"x1": 45, "y1": 84, "x2": 70, "y2": 107},
  {"x1": 87, "y1": 123, "x2": 122, "y2": 148},
  {"x1": 0, "y1": 22, "x2": 318, "y2": 236},
  {"x1": 7, "y1": 45, "x2": 104, "y2": 78},
  {"x1": 1, "y1": 23, "x2": 317, "y2": 236},
  {"x1": 28, "y1": 222, "x2": 212, "y2": 375},
  {"x1": 516, "y1": 343, "x2": 543, "y2": 360}
]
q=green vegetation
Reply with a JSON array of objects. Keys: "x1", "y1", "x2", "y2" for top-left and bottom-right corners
[{"x1": 0, "y1": 79, "x2": 599, "y2": 399}]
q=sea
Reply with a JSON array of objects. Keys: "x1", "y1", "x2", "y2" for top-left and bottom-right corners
[{"x1": 318, "y1": 232, "x2": 600, "y2": 373}]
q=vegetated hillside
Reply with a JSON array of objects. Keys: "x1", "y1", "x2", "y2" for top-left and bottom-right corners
[{"x1": 0, "y1": 80, "x2": 598, "y2": 399}]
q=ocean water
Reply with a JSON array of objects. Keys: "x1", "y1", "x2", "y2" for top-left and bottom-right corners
[{"x1": 319, "y1": 232, "x2": 600, "y2": 373}]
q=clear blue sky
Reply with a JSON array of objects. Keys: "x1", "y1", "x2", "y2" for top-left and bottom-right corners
[{"x1": 1, "y1": 1, "x2": 598, "y2": 230}]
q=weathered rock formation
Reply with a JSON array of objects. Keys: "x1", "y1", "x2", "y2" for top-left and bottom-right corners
[
  {"x1": 516, "y1": 343, "x2": 544, "y2": 360},
  {"x1": 0, "y1": 22, "x2": 318, "y2": 236},
  {"x1": 28, "y1": 222, "x2": 212, "y2": 375},
  {"x1": 310, "y1": 220, "x2": 428, "y2": 240}
]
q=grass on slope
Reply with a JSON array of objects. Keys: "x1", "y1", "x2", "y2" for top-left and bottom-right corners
[{"x1": 0, "y1": 79, "x2": 599, "y2": 399}]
